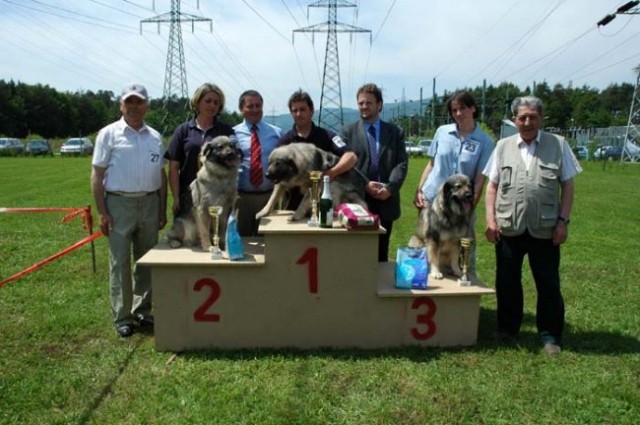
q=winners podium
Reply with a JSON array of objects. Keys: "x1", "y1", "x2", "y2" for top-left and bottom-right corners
[{"x1": 138, "y1": 211, "x2": 494, "y2": 352}]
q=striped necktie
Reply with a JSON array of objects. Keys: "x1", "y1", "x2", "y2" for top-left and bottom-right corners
[
  {"x1": 367, "y1": 125, "x2": 379, "y2": 180},
  {"x1": 250, "y1": 124, "x2": 263, "y2": 187}
]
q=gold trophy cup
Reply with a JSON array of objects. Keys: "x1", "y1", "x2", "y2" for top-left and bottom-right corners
[
  {"x1": 208, "y1": 206, "x2": 223, "y2": 260},
  {"x1": 458, "y1": 237, "x2": 473, "y2": 286},
  {"x1": 307, "y1": 170, "x2": 323, "y2": 227}
]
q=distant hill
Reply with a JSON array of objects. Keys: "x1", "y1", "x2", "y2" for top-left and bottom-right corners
[{"x1": 264, "y1": 101, "x2": 424, "y2": 130}]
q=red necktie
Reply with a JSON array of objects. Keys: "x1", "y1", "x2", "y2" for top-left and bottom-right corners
[{"x1": 250, "y1": 124, "x2": 263, "y2": 187}]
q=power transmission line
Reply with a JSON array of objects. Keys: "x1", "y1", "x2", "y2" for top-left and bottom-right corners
[
  {"x1": 141, "y1": 0, "x2": 212, "y2": 132},
  {"x1": 293, "y1": 0, "x2": 371, "y2": 133},
  {"x1": 622, "y1": 65, "x2": 640, "y2": 162}
]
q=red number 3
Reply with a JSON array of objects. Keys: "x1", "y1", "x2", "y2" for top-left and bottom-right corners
[
  {"x1": 411, "y1": 297, "x2": 437, "y2": 340},
  {"x1": 193, "y1": 278, "x2": 221, "y2": 322}
]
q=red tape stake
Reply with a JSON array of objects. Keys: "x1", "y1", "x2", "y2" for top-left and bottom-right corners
[
  {"x1": 0, "y1": 206, "x2": 101, "y2": 287},
  {"x1": 0, "y1": 231, "x2": 103, "y2": 288}
]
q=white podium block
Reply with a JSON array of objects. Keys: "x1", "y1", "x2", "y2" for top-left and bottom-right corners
[{"x1": 138, "y1": 211, "x2": 494, "y2": 351}]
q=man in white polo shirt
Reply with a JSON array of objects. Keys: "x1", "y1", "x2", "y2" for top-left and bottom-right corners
[{"x1": 91, "y1": 83, "x2": 167, "y2": 338}]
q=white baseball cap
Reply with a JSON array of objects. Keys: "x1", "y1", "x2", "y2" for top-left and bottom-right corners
[{"x1": 121, "y1": 83, "x2": 148, "y2": 101}]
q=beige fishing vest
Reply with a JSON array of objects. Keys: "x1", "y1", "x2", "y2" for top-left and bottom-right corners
[{"x1": 494, "y1": 132, "x2": 564, "y2": 239}]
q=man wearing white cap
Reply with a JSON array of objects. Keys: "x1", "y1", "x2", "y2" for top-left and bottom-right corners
[{"x1": 91, "y1": 83, "x2": 167, "y2": 338}]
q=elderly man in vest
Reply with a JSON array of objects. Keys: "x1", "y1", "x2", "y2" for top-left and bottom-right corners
[{"x1": 483, "y1": 95, "x2": 582, "y2": 355}]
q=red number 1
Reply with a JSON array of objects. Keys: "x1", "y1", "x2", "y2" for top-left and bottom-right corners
[{"x1": 296, "y1": 247, "x2": 319, "y2": 294}]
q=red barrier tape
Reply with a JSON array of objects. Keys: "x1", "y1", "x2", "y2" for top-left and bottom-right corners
[
  {"x1": 0, "y1": 206, "x2": 101, "y2": 288},
  {"x1": 0, "y1": 231, "x2": 103, "y2": 288},
  {"x1": 0, "y1": 207, "x2": 83, "y2": 213}
]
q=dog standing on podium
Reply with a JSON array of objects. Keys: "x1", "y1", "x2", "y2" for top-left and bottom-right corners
[
  {"x1": 255, "y1": 142, "x2": 368, "y2": 221},
  {"x1": 167, "y1": 135, "x2": 242, "y2": 250},
  {"x1": 408, "y1": 174, "x2": 474, "y2": 279}
]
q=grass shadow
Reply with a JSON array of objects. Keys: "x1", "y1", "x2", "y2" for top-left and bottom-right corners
[
  {"x1": 76, "y1": 338, "x2": 144, "y2": 425},
  {"x1": 476, "y1": 307, "x2": 640, "y2": 355}
]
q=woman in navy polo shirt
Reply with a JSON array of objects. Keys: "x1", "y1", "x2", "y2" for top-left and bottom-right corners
[{"x1": 166, "y1": 83, "x2": 235, "y2": 216}]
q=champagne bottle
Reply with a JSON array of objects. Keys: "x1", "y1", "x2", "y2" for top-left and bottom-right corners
[{"x1": 319, "y1": 175, "x2": 333, "y2": 228}]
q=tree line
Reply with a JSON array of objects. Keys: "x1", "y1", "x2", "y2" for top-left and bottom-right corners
[
  {"x1": 397, "y1": 81, "x2": 635, "y2": 140},
  {"x1": 0, "y1": 79, "x2": 241, "y2": 140},
  {"x1": 0, "y1": 79, "x2": 635, "y2": 141}
]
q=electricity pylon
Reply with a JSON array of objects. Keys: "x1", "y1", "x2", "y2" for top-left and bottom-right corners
[
  {"x1": 293, "y1": 0, "x2": 371, "y2": 133},
  {"x1": 141, "y1": 0, "x2": 211, "y2": 131},
  {"x1": 596, "y1": 1, "x2": 640, "y2": 161},
  {"x1": 622, "y1": 65, "x2": 640, "y2": 162}
]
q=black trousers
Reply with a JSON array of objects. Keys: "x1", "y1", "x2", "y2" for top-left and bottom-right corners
[
  {"x1": 378, "y1": 219, "x2": 393, "y2": 262},
  {"x1": 364, "y1": 194, "x2": 393, "y2": 262},
  {"x1": 494, "y1": 230, "x2": 565, "y2": 342}
]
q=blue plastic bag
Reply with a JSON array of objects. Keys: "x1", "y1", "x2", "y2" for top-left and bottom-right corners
[
  {"x1": 225, "y1": 210, "x2": 244, "y2": 261},
  {"x1": 395, "y1": 247, "x2": 428, "y2": 289}
]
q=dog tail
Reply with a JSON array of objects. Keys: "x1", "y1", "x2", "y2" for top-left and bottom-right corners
[{"x1": 407, "y1": 207, "x2": 429, "y2": 248}]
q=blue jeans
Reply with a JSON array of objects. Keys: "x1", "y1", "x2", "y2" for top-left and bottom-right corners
[{"x1": 494, "y1": 230, "x2": 565, "y2": 343}]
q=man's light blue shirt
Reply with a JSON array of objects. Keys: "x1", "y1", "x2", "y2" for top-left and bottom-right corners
[{"x1": 233, "y1": 119, "x2": 282, "y2": 192}]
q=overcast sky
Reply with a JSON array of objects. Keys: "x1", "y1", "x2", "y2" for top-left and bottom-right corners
[{"x1": 1, "y1": 0, "x2": 639, "y2": 116}]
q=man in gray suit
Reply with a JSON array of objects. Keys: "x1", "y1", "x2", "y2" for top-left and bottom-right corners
[{"x1": 340, "y1": 83, "x2": 408, "y2": 262}]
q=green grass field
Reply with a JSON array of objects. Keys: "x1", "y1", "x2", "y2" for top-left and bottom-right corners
[{"x1": 1, "y1": 157, "x2": 639, "y2": 424}]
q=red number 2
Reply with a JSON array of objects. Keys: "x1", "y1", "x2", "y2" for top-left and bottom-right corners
[
  {"x1": 193, "y1": 278, "x2": 221, "y2": 322},
  {"x1": 296, "y1": 247, "x2": 318, "y2": 294},
  {"x1": 411, "y1": 297, "x2": 437, "y2": 340}
]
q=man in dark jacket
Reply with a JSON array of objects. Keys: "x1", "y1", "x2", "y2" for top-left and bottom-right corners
[{"x1": 340, "y1": 83, "x2": 408, "y2": 262}]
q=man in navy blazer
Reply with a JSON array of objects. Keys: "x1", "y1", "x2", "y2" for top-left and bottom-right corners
[{"x1": 340, "y1": 83, "x2": 408, "y2": 262}]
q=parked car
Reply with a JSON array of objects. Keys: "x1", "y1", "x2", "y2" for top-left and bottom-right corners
[
  {"x1": 605, "y1": 145, "x2": 623, "y2": 160},
  {"x1": 405, "y1": 141, "x2": 423, "y2": 156},
  {"x1": 417, "y1": 139, "x2": 432, "y2": 156},
  {"x1": 26, "y1": 139, "x2": 52, "y2": 156},
  {"x1": 572, "y1": 146, "x2": 588, "y2": 160},
  {"x1": 0, "y1": 138, "x2": 24, "y2": 156},
  {"x1": 60, "y1": 137, "x2": 93, "y2": 156},
  {"x1": 594, "y1": 145, "x2": 622, "y2": 160},
  {"x1": 593, "y1": 145, "x2": 607, "y2": 160}
]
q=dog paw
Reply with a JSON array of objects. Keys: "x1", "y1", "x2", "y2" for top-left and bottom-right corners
[
  {"x1": 430, "y1": 270, "x2": 444, "y2": 279},
  {"x1": 168, "y1": 239, "x2": 183, "y2": 249}
]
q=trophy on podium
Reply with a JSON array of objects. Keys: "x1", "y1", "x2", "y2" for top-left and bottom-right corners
[
  {"x1": 208, "y1": 206, "x2": 223, "y2": 260},
  {"x1": 458, "y1": 237, "x2": 473, "y2": 286},
  {"x1": 307, "y1": 170, "x2": 323, "y2": 227}
]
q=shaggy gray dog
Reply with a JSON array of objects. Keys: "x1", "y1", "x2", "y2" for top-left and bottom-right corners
[
  {"x1": 167, "y1": 135, "x2": 241, "y2": 250},
  {"x1": 408, "y1": 174, "x2": 474, "y2": 279},
  {"x1": 255, "y1": 143, "x2": 367, "y2": 221}
]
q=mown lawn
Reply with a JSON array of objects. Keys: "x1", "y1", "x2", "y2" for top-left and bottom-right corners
[{"x1": 1, "y1": 156, "x2": 639, "y2": 424}]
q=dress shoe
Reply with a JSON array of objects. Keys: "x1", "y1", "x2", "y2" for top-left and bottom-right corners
[
  {"x1": 136, "y1": 314, "x2": 154, "y2": 328},
  {"x1": 543, "y1": 342, "x2": 562, "y2": 355},
  {"x1": 116, "y1": 324, "x2": 133, "y2": 338}
]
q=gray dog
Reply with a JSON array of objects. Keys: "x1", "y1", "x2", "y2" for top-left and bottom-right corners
[
  {"x1": 255, "y1": 143, "x2": 368, "y2": 221},
  {"x1": 167, "y1": 135, "x2": 242, "y2": 250},
  {"x1": 408, "y1": 174, "x2": 474, "y2": 279}
]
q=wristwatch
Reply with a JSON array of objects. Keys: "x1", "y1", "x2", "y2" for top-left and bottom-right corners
[{"x1": 557, "y1": 216, "x2": 570, "y2": 225}]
